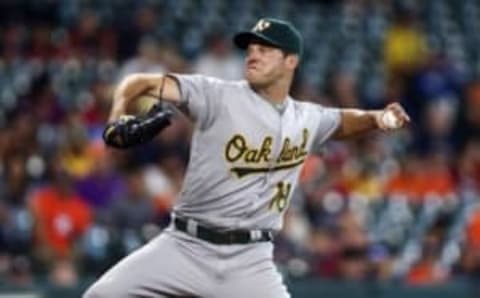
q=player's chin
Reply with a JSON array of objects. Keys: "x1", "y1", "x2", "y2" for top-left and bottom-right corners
[
  {"x1": 245, "y1": 68, "x2": 255, "y2": 79},
  {"x1": 245, "y1": 71, "x2": 264, "y2": 86}
]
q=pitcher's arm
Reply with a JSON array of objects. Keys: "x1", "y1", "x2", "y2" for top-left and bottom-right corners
[
  {"x1": 109, "y1": 73, "x2": 181, "y2": 122},
  {"x1": 332, "y1": 103, "x2": 410, "y2": 139}
]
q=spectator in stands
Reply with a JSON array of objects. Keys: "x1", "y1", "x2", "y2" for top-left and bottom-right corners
[
  {"x1": 142, "y1": 159, "x2": 177, "y2": 226},
  {"x1": 48, "y1": 259, "x2": 79, "y2": 288},
  {"x1": 27, "y1": 22, "x2": 58, "y2": 61},
  {"x1": 74, "y1": 143, "x2": 125, "y2": 215},
  {"x1": 406, "y1": 219, "x2": 450, "y2": 285},
  {"x1": 409, "y1": 52, "x2": 463, "y2": 136},
  {"x1": 454, "y1": 207, "x2": 480, "y2": 280},
  {"x1": 384, "y1": 1, "x2": 429, "y2": 126},
  {"x1": 416, "y1": 98, "x2": 458, "y2": 154},
  {"x1": 385, "y1": 154, "x2": 422, "y2": 200},
  {"x1": 117, "y1": 36, "x2": 167, "y2": 80},
  {"x1": 8, "y1": 113, "x2": 40, "y2": 157},
  {"x1": 193, "y1": 32, "x2": 243, "y2": 80},
  {"x1": 60, "y1": 116, "x2": 96, "y2": 179},
  {"x1": 29, "y1": 158, "x2": 92, "y2": 262},
  {"x1": 345, "y1": 161, "x2": 384, "y2": 202},
  {"x1": 329, "y1": 71, "x2": 359, "y2": 108},
  {"x1": 338, "y1": 246, "x2": 370, "y2": 281},
  {"x1": 465, "y1": 208, "x2": 480, "y2": 252},
  {"x1": 29, "y1": 74, "x2": 66, "y2": 125},
  {"x1": 158, "y1": 41, "x2": 190, "y2": 73},
  {"x1": 384, "y1": 3, "x2": 428, "y2": 82},
  {"x1": 308, "y1": 210, "x2": 371, "y2": 281},
  {"x1": 384, "y1": 152, "x2": 455, "y2": 202},
  {"x1": 81, "y1": 80, "x2": 114, "y2": 131},
  {"x1": 307, "y1": 228, "x2": 340, "y2": 279},
  {"x1": 1, "y1": 23, "x2": 26, "y2": 60},
  {"x1": 455, "y1": 245, "x2": 480, "y2": 280},
  {"x1": 0, "y1": 155, "x2": 34, "y2": 255},
  {"x1": 1, "y1": 154, "x2": 29, "y2": 206},
  {"x1": 419, "y1": 151, "x2": 456, "y2": 200},
  {"x1": 456, "y1": 140, "x2": 480, "y2": 194},
  {"x1": 303, "y1": 152, "x2": 350, "y2": 228},
  {"x1": 117, "y1": 5, "x2": 158, "y2": 60},
  {"x1": 68, "y1": 9, "x2": 116, "y2": 59},
  {"x1": 456, "y1": 80, "x2": 480, "y2": 148},
  {"x1": 110, "y1": 165, "x2": 155, "y2": 232},
  {"x1": 274, "y1": 209, "x2": 310, "y2": 272},
  {"x1": 5, "y1": 255, "x2": 33, "y2": 288}
]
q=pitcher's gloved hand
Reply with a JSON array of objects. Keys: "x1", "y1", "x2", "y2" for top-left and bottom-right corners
[{"x1": 103, "y1": 103, "x2": 174, "y2": 149}]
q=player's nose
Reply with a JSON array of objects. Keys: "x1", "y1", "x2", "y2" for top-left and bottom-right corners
[
  {"x1": 246, "y1": 57, "x2": 258, "y2": 66},
  {"x1": 246, "y1": 52, "x2": 261, "y2": 66},
  {"x1": 246, "y1": 47, "x2": 261, "y2": 61}
]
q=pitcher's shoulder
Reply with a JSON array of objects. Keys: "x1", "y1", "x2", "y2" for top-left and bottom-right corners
[
  {"x1": 195, "y1": 75, "x2": 244, "y2": 85},
  {"x1": 211, "y1": 79, "x2": 251, "y2": 97},
  {"x1": 174, "y1": 74, "x2": 244, "y2": 86}
]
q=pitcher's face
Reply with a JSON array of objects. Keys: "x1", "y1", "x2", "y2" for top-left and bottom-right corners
[{"x1": 244, "y1": 43, "x2": 290, "y2": 88}]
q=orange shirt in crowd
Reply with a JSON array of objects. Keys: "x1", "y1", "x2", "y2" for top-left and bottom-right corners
[
  {"x1": 466, "y1": 210, "x2": 480, "y2": 249},
  {"x1": 406, "y1": 260, "x2": 448, "y2": 285},
  {"x1": 30, "y1": 186, "x2": 92, "y2": 257},
  {"x1": 385, "y1": 170, "x2": 455, "y2": 202},
  {"x1": 299, "y1": 155, "x2": 323, "y2": 184}
]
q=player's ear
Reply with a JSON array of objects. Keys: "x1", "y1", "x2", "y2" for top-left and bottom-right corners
[{"x1": 285, "y1": 54, "x2": 299, "y2": 70}]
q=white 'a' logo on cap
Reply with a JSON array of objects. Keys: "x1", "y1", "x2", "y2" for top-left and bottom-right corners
[{"x1": 253, "y1": 19, "x2": 271, "y2": 32}]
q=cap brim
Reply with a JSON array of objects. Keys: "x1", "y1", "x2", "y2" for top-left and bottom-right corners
[{"x1": 233, "y1": 32, "x2": 281, "y2": 50}]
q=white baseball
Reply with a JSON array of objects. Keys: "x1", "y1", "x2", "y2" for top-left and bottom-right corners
[{"x1": 382, "y1": 110, "x2": 401, "y2": 129}]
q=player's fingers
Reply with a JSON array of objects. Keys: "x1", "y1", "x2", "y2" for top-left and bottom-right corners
[
  {"x1": 389, "y1": 103, "x2": 410, "y2": 124},
  {"x1": 400, "y1": 111, "x2": 411, "y2": 123},
  {"x1": 392, "y1": 108, "x2": 409, "y2": 123}
]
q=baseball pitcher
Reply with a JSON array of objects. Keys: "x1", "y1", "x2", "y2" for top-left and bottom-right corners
[{"x1": 84, "y1": 18, "x2": 409, "y2": 298}]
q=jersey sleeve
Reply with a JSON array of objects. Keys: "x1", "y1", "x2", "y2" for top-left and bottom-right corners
[
  {"x1": 168, "y1": 74, "x2": 224, "y2": 129},
  {"x1": 311, "y1": 104, "x2": 341, "y2": 150}
]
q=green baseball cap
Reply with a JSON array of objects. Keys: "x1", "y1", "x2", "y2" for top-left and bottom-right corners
[{"x1": 233, "y1": 18, "x2": 303, "y2": 57}]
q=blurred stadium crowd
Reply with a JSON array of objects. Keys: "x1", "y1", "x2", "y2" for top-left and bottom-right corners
[{"x1": 0, "y1": 0, "x2": 480, "y2": 291}]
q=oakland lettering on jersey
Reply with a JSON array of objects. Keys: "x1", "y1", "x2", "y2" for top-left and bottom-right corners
[
  {"x1": 225, "y1": 129, "x2": 309, "y2": 178},
  {"x1": 225, "y1": 135, "x2": 273, "y2": 163},
  {"x1": 276, "y1": 129, "x2": 308, "y2": 162}
]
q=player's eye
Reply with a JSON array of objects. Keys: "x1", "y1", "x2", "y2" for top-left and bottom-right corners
[{"x1": 259, "y1": 45, "x2": 276, "y2": 55}]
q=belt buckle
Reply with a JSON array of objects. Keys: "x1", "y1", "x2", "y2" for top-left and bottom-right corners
[
  {"x1": 267, "y1": 231, "x2": 273, "y2": 241},
  {"x1": 186, "y1": 219, "x2": 198, "y2": 237},
  {"x1": 227, "y1": 232, "x2": 236, "y2": 244}
]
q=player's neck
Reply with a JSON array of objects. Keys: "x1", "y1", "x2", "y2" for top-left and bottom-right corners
[{"x1": 253, "y1": 79, "x2": 291, "y2": 104}]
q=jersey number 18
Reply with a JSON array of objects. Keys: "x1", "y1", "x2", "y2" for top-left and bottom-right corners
[{"x1": 268, "y1": 181, "x2": 292, "y2": 212}]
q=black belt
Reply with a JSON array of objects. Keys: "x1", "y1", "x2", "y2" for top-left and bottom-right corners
[{"x1": 174, "y1": 217, "x2": 273, "y2": 245}]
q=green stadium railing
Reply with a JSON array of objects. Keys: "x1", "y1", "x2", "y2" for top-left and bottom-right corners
[{"x1": 0, "y1": 278, "x2": 478, "y2": 298}]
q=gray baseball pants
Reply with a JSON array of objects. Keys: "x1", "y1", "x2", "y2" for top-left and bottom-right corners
[{"x1": 83, "y1": 227, "x2": 290, "y2": 298}]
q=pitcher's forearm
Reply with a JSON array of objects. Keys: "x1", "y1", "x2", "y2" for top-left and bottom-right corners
[
  {"x1": 108, "y1": 74, "x2": 181, "y2": 122},
  {"x1": 332, "y1": 109, "x2": 381, "y2": 139},
  {"x1": 109, "y1": 75, "x2": 151, "y2": 122},
  {"x1": 332, "y1": 103, "x2": 410, "y2": 139},
  {"x1": 108, "y1": 97, "x2": 129, "y2": 122}
]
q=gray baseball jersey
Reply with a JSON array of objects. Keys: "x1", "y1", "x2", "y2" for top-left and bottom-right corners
[
  {"x1": 171, "y1": 74, "x2": 340, "y2": 232},
  {"x1": 84, "y1": 74, "x2": 340, "y2": 298}
]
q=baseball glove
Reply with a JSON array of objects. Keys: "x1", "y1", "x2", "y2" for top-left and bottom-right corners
[{"x1": 102, "y1": 102, "x2": 174, "y2": 149}]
